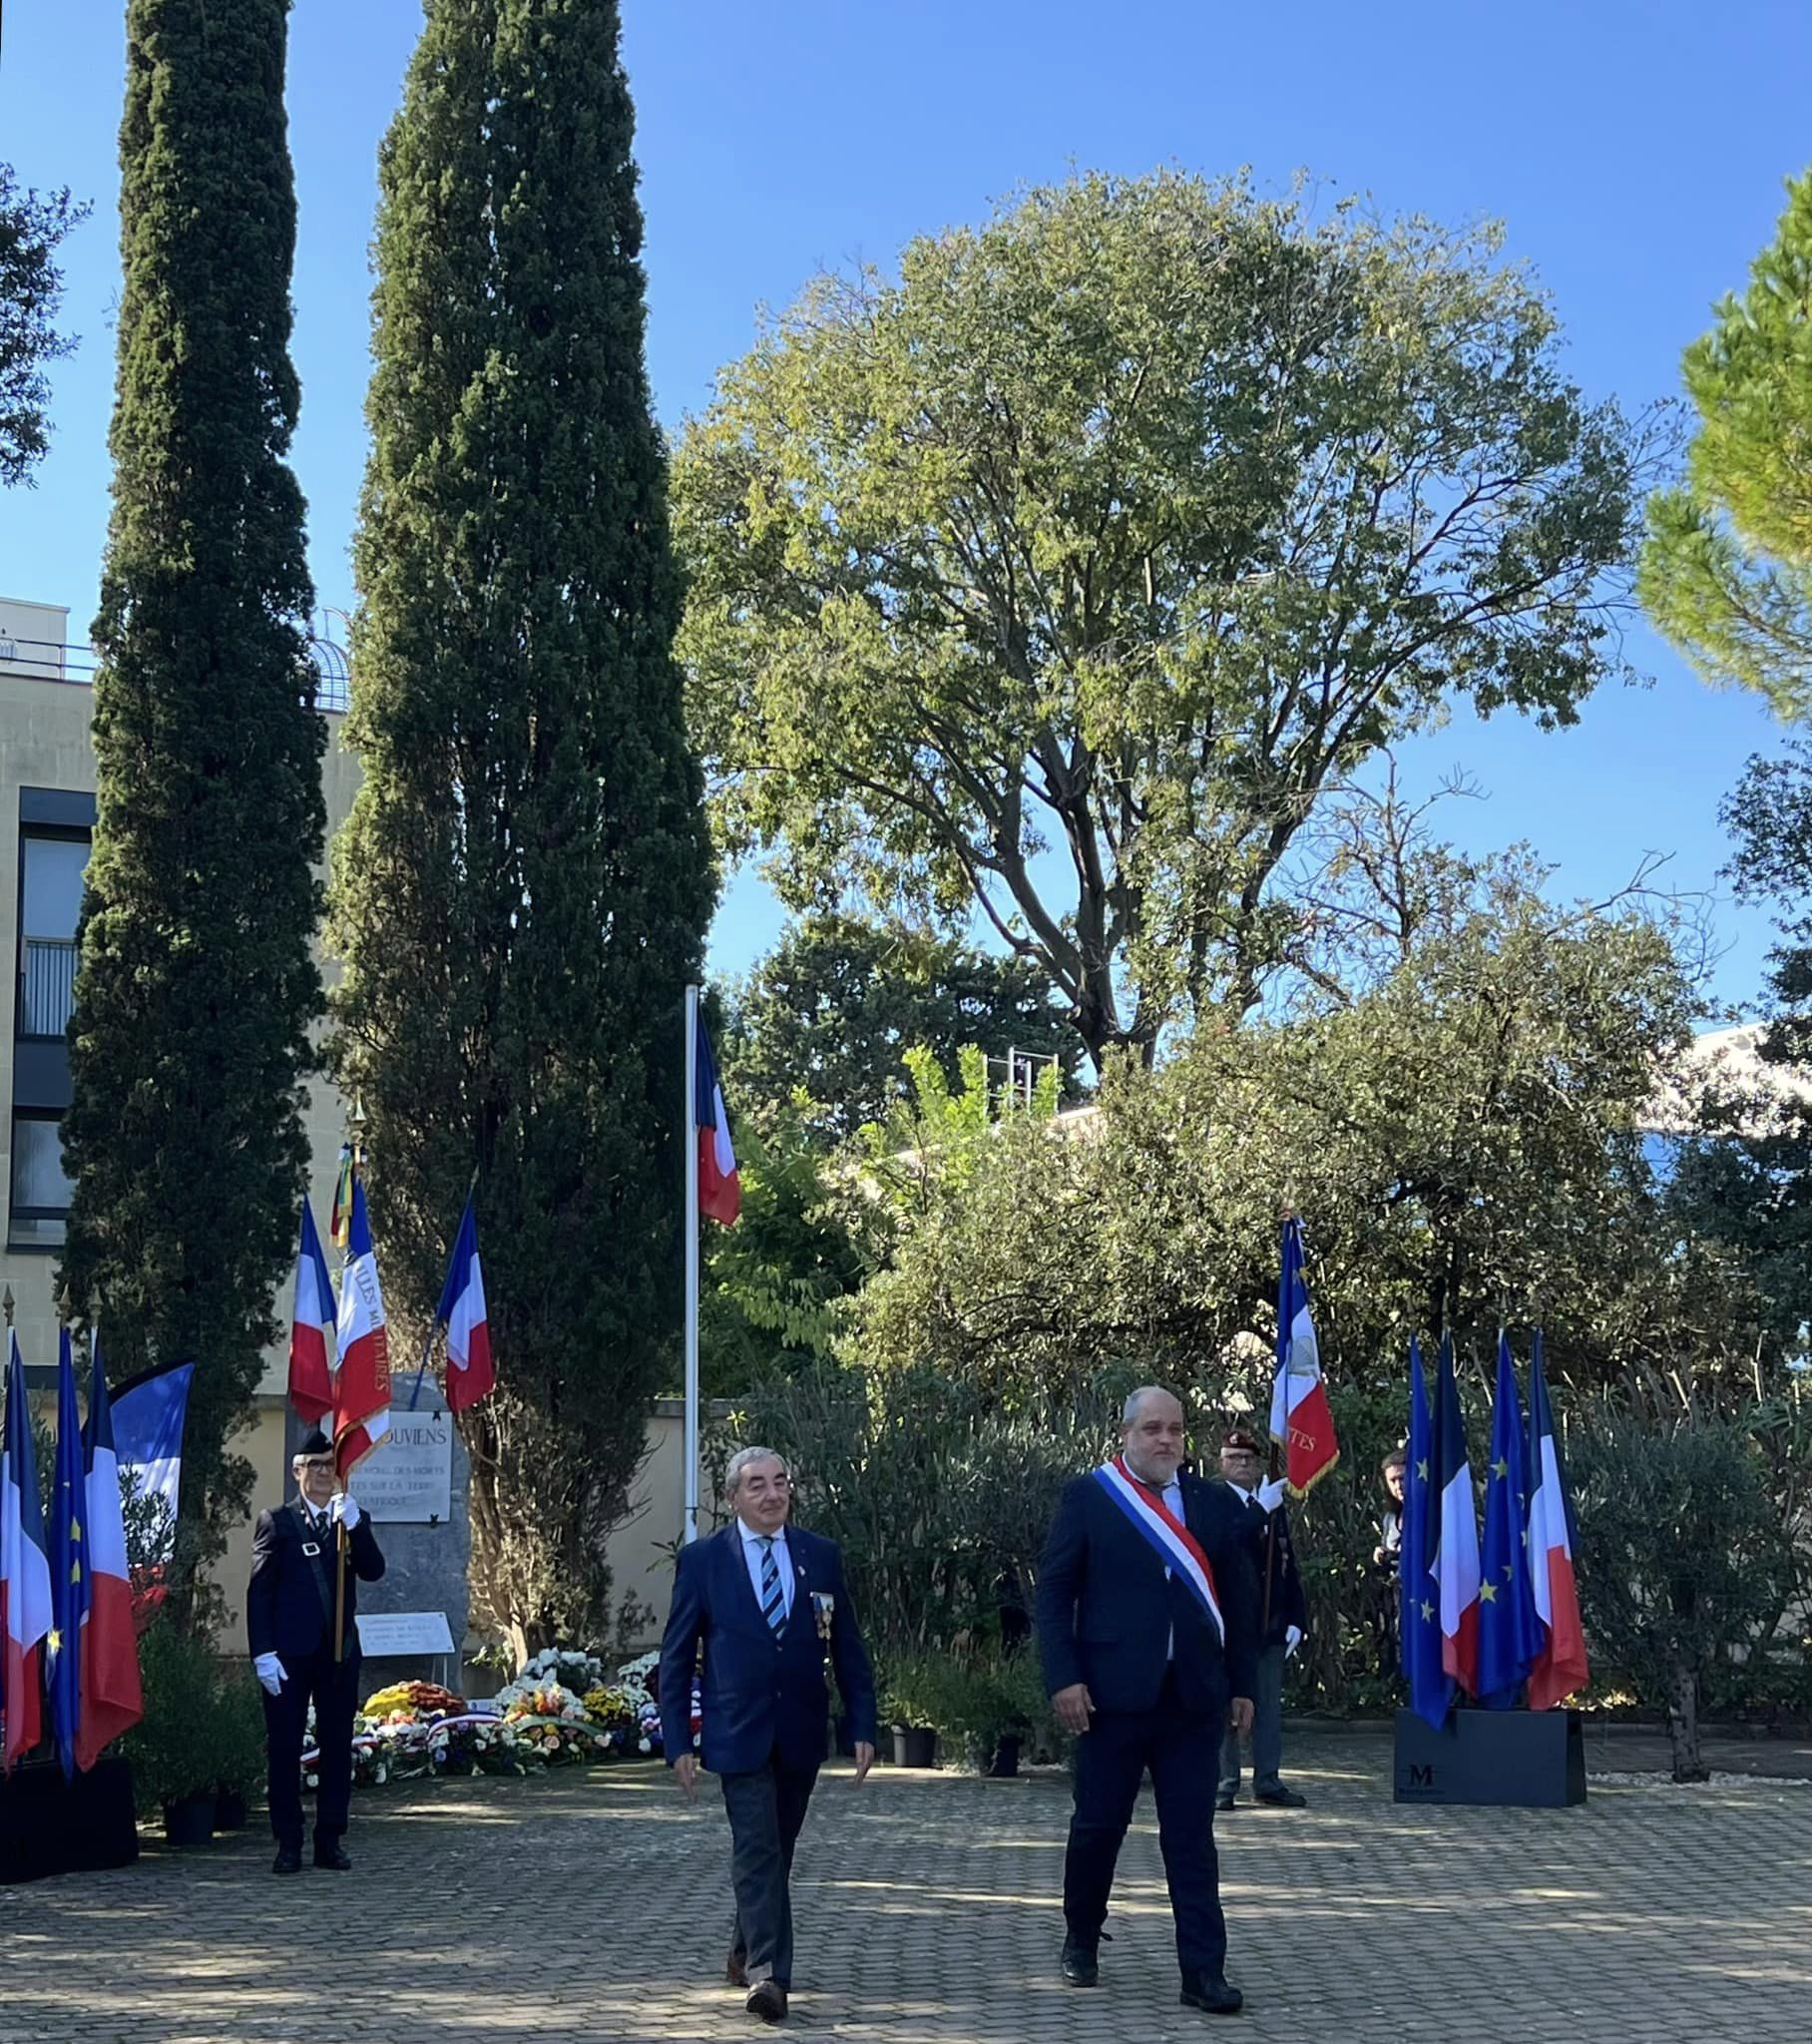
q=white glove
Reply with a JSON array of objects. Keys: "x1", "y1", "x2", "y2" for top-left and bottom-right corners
[
  {"x1": 1284, "y1": 1625, "x2": 1303, "y2": 1660},
  {"x1": 1256, "y1": 1477, "x2": 1288, "y2": 1514},
  {"x1": 330, "y1": 1492, "x2": 362, "y2": 1530},
  {"x1": 254, "y1": 1653, "x2": 286, "y2": 1696}
]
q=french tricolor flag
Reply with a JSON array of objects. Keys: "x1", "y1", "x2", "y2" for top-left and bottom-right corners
[
  {"x1": 1268, "y1": 1217, "x2": 1338, "y2": 1494},
  {"x1": 287, "y1": 1200, "x2": 336, "y2": 1424},
  {"x1": 76, "y1": 1338, "x2": 143, "y2": 1770},
  {"x1": 333, "y1": 1179, "x2": 391, "y2": 1478},
  {"x1": 694, "y1": 1012, "x2": 740, "y2": 1227},
  {"x1": 1526, "y1": 1330, "x2": 1589, "y2": 1710},
  {"x1": 434, "y1": 1195, "x2": 494, "y2": 1414},
  {"x1": 1432, "y1": 1331, "x2": 1482, "y2": 1696},
  {"x1": 2, "y1": 1331, "x2": 52, "y2": 1774}
]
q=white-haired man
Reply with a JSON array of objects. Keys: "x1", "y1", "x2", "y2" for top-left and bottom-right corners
[
  {"x1": 1037, "y1": 1387, "x2": 1259, "y2": 2017},
  {"x1": 659, "y1": 1446, "x2": 876, "y2": 2024}
]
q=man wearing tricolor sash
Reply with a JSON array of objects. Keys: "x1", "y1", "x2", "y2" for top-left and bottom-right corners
[{"x1": 1036, "y1": 1387, "x2": 1259, "y2": 2019}]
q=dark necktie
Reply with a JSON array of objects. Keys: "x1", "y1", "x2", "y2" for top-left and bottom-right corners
[{"x1": 759, "y1": 1537, "x2": 785, "y2": 1632}]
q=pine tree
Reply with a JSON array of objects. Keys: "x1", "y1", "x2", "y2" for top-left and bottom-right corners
[
  {"x1": 331, "y1": 0, "x2": 713, "y2": 1656},
  {"x1": 61, "y1": 0, "x2": 325, "y2": 1596},
  {"x1": 1639, "y1": 169, "x2": 1812, "y2": 722}
]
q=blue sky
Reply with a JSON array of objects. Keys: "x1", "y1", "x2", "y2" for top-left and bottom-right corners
[{"x1": 4, "y1": 0, "x2": 1810, "y2": 1008}]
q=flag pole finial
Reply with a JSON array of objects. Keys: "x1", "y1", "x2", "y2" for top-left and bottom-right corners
[
  {"x1": 1, "y1": 1284, "x2": 13, "y2": 1327},
  {"x1": 56, "y1": 1285, "x2": 72, "y2": 1326}
]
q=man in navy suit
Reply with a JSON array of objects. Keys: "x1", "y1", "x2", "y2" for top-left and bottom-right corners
[
  {"x1": 246, "y1": 1427, "x2": 386, "y2": 1875},
  {"x1": 1038, "y1": 1387, "x2": 1258, "y2": 2017},
  {"x1": 660, "y1": 1445, "x2": 876, "y2": 2024}
]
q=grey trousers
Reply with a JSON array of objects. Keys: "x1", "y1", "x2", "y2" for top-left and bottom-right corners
[
  {"x1": 721, "y1": 1757, "x2": 819, "y2": 1988},
  {"x1": 1218, "y1": 1643, "x2": 1286, "y2": 1795}
]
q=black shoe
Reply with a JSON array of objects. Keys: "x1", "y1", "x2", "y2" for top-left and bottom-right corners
[
  {"x1": 312, "y1": 1841, "x2": 352, "y2": 1870},
  {"x1": 726, "y1": 1949, "x2": 749, "y2": 1988},
  {"x1": 745, "y1": 1980, "x2": 788, "y2": 2022},
  {"x1": 271, "y1": 1845, "x2": 302, "y2": 1876},
  {"x1": 1255, "y1": 1786, "x2": 1307, "y2": 1808},
  {"x1": 1215, "y1": 1791, "x2": 1236, "y2": 1811},
  {"x1": 1061, "y1": 1934, "x2": 1100, "y2": 1988},
  {"x1": 1180, "y1": 1972, "x2": 1244, "y2": 2015}
]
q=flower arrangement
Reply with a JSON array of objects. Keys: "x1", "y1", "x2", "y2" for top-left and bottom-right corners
[
  {"x1": 299, "y1": 1651, "x2": 668, "y2": 1795},
  {"x1": 362, "y1": 1680, "x2": 465, "y2": 1723}
]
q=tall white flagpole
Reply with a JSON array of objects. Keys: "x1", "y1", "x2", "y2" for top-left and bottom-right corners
[{"x1": 682, "y1": 983, "x2": 700, "y2": 1544}]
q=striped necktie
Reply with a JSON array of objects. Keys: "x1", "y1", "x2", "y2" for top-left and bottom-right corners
[{"x1": 758, "y1": 1537, "x2": 785, "y2": 1633}]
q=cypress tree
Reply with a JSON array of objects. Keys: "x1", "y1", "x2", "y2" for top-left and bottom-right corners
[
  {"x1": 61, "y1": 0, "x2": 325, "y2": 1597},
  {"x1": 331, "y1": 0, "x2": 713, "y2": 1654}
]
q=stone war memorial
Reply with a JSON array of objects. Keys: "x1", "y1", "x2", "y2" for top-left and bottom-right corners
[{"x1": 2, "y1": 0, "x2": 1812, "y2": 2038}]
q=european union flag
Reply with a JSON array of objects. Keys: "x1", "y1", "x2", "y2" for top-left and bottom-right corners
[
  {"x1": 1477, "y1": 1331, "x2": 1542, "y2": 1707},
  {"x1": 47, "y1": 1324, "x2": 90, "y2": 1778},
  {"x1": 1401, "y1": 1337, "x2": 1453, "y2": 1729}
]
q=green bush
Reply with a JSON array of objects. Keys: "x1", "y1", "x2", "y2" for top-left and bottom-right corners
[
  {"x1": 117, "y1": 1623, "x2": 230, "y2": 1817},
  {"x1": 1570, "y1": 1399, "x2": 1804, "y2": 1779},
  {"x1": 881, "y1": 1644, "x2": 1061, "y2": 1770}
]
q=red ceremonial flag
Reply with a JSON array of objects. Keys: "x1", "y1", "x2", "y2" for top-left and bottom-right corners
[
  {"x1": 287, "y1": 1200, "x2": 336, "y2": 1423},
  {"x1": 1526, "y1": 1331, "x2": 1589, "y2": 1710},
  {"x1": 1432, "y1": 1332, "x2": 1482, "y2": 1696},
  {"x1": 2, "y1": 1332, "x2": 53, "y2": 1773},
  {"x1": 693, "y1": 1011, "x2": 740, "y2": 1227},
  {"x1": 75, "y1": 1339, "x2": 144, "y2": 1770},
  {"x1": 332, "y1": 1179, "x2": 391, "y2": 1479},
  {"x1": 1268, "y1": 1217, "x2": 1338, "y2": 1494}
]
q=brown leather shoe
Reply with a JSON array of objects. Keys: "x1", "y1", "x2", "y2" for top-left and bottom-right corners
[
  {"x1": 726, "y1": 1950, "x2": 748, "y2": 1988},
  {"x1": 745, "y1": 1980, "x2": 788, "y2": 2022}
]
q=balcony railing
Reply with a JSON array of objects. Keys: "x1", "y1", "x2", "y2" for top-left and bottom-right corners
[{"x1": 19, "y1": 936, "x2": 78, "y2": 1038}]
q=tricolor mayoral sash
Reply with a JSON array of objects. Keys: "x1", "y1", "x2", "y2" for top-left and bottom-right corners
[{"x1": 1093, "y1": 1456, "x2": 1225, "y2": 1644}]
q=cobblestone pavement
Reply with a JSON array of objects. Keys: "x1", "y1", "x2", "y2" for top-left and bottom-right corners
[{"x1": 6, "y1": 1732, "x2": 1810, "y2": 2043}]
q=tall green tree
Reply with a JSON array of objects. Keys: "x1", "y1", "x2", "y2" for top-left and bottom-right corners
[
  {"x1": 723, "y1": 913, "x2": 1081, "y2": 1142},
  {"x1": 1639, "y1": 168, "x2": 1812, "y2": 723},
  {"x1": 677, "y1": 170, "x2": 1651, "y2": 1066},
  {"x1": 61, "y1": 0, "x2": 325, "y2": 1596},
  {"x1": 330, "y1": 0, "x2": 713, "y2": 1658},
  {"x1": 0, "y1": 164, "x2": 89, "y2": 487}
]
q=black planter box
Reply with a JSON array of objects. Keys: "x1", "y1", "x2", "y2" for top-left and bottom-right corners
[
  {"x1": 0, "y1": 1756, "x2": 141, "y2": 1883},
  {"x1": 1394, "y1": 1706, "x2": 1586, "y2": 1807}
]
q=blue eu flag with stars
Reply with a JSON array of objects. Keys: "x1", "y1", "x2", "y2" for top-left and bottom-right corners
[
  {"x1": 1477, "y1": 1331, "x2": 1541, "y2": 1706},
  {"x1": 1401, "y1": 1337, "x2": 1453, "y2": 1729},
  {"x1": 48, "y1": 1324, "x2": 91, "y2": 1778}
]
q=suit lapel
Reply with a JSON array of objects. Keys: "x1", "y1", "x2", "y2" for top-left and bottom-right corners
[
  {"x1": 292, "y1": 1499, "x2": 334, "y2": 1628},
  {"x1": 722, "y1": 1524, "x2": 769, "y2": 1631}
]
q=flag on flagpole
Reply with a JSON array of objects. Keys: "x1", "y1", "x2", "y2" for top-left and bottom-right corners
[
  {"x1": 1431, "y1": 1332, "x2": 1481, "y2": 1697},
  {"x1": 693, "y1": 1012, "x2": 740, "y2": 1227},
  {"x1": 112, "y1": 1359, "x2": 194, "y2": 1562},
  {"x1": 47, "y1": 1326, "x2": 89, "y2": 1777},
  {"x1": 76, "y1": 1337, "x2": 143, "y2": 1770},
  {"x1": 1268, "y1": 1217, "x2": 1338, "y2": 1494},
  {"x1": 1478, "y1": 1331, "x2": 1542, "y2": 1707},
  {"x1": 1527, "y1": 1330, "x2": 1589, "y2": 1710},
  {"x1": 1401, "y1": 1337, "x2": 1454, "y2": 1730},
  {"x1": 329, "y1": 1142, "x2": 356, "y2": 1250},
  {"x1": 332, "y1": 1179, "x2": 391, "y2": 1478},
  {"x1": 433, "y1": 1195, "x2": 494, "y2": 1414},
  {"x1": 1, "y1": 1332, "x2": 52, "y2": 1773},
  {"x1": 287, "y1": 1201, "x2": 336, "y2": 1423}
]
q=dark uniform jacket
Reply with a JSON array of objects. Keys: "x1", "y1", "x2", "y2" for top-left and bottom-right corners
[
  {"x1": 245, "y1": 1498, "x2": 386, "y2": 1663},
  {"x1": 1036, "y1": 1470, "x2": 1259, "y2": 1717}
]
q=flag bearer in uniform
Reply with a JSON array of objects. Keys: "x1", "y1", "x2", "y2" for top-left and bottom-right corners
[
  {"x1": 246, "y1": 1427, "x2": 385, "y2": 1874},
  {"x1": 1037, "y1": 1386, "x2": 1259, "y2": 2018}
]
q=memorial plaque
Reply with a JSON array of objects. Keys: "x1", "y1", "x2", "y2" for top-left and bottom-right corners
[
  {"x1": 357, "y1": 1410, "x2": 454, "y2": 1523},
  {"x1": 354, "y1": 1610, "x2": 456, "y2": 1659}
]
